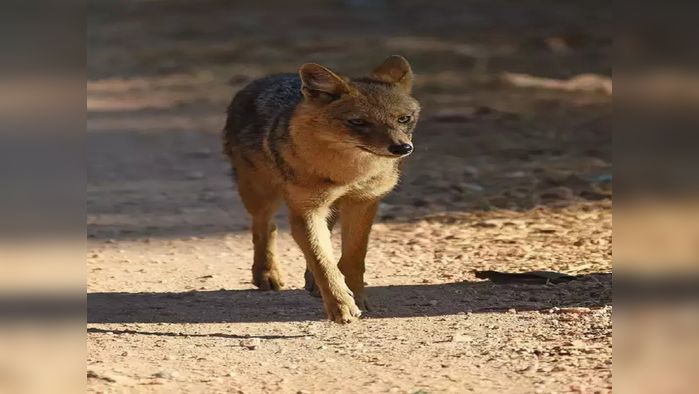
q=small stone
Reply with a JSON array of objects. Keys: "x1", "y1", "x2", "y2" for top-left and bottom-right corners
[
  {"x1": 564, "y1": 340, "x2": 587, "y2": 348},
  {"x1": 120, "y1": 351, "x2": 128, "y2": 356},
  {"x1": 449, "y1": 334, "x2": 473, "y2": 343},
  {"x1": 239, "y1": 338, "x2": 262, "y2": 350},
  {"x1": 297, "y1": 390, "x2": 311, "y2": 394},
  {"x1": 473, "y1": 221, "x2": 498, "y2": 228},
  {"x1": 570, "y1": 384, "x2": 585, "y2": 393},
  {"x1": 87, "y1": 369, "x2": 136, "y2": 385},
  {"x1": 153, "y1": 370, "x2": 179, "y2": 379},
  {"x1": 507, "y1": 308, "x2": 517, "y2": 314},
  {"x1": 163, "y1": 355, "x2": 173, "y2": 360},
  {"x1": 319, "y1": 345, "x2": 328, "y2": 350}
]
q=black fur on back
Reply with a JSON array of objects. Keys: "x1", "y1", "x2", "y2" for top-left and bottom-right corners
[{"x1": 223, "y1": 73, "x2": 303, "y2": 162}]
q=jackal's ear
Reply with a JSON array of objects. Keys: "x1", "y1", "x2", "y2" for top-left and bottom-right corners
[
  {"x1": 371, "y1": 55, "x2": 413, "y2": 92},
  {"x1": 299, "y1": 63, "x2": 349, "y2": 102}
]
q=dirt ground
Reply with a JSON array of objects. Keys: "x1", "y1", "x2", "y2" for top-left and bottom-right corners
[{"x1": 87, "y1": 1, "x2": 612, "y2": 393}]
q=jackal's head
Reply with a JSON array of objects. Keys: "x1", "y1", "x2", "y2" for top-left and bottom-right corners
[{"x1": 295, "y1": 55, "x2": 420, "y2": 158}]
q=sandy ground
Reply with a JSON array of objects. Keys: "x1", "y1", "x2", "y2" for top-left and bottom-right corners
[{"x1": 87, "y1": 1, "x2": 612, "y2": 393}]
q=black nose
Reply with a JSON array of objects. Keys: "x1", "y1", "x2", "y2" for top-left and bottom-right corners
[{"x1": 387, "y1": 143, "x2": 413, "y2": 156}]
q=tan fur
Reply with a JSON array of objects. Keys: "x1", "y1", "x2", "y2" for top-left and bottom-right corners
[{"x1": 224, "y1": 56, "x2": 420, "y2": 323}]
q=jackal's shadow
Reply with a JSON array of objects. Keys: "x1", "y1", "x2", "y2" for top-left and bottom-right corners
[{"x1": 87, "y1": 273, "x2": 610, "y2": 324}]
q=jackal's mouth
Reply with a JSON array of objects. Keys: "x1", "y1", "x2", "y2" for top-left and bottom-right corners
[
  {"x1": 358, "y1": 146, "x2": 375, "y2": 154},
  {"x1": 357, "y1": 146, "x2": 397, "y2": 158},
  {"x1": 358, "y1": 146, "x2": 411, "y2": 158}
]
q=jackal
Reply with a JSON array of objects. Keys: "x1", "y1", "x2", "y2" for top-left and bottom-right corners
[{"x1": 223, "y1": 55, "x2": 420, "y2": 323}]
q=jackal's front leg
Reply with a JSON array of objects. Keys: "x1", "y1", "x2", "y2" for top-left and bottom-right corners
[
  {"x1": 304, "y1": 205, "x2": 338, "y2": 298},
  {"x1": 289, "y1": 205, "x2": 360, "y2": 323},
  {"x1": 338, "y1": 200, "x2": 378, "y2": 311}
]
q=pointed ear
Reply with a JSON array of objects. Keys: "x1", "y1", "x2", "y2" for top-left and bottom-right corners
[
  {"x1": 299, "y1": 63, "x2": 349, "y2": 102},
  {"x1": 371, "y1": 55, "x2": 413, "y2": 92}
]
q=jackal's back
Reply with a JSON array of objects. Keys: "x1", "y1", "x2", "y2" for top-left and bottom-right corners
[{"x1": 223, "y1": 73, "x2": 302, "y2": 158}]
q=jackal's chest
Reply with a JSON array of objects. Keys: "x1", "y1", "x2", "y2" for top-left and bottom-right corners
[
  {"x1": 299, "y1": 151, "x2": 400, "y2": 200},
  {"x1": 340, "y1": 167, "x2": 399, "y2": 201}
]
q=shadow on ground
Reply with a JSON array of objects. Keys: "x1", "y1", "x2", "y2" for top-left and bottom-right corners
[
  {"x1": 87, "y1": 273, "x2": 610, "y2": 325},
  {"x1": 86, "y1": 327, "x2": 307, "y2": 340}
]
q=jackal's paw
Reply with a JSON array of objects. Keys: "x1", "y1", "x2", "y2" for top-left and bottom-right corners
[
  {"x1": 304, "y1": 269, "x2": 322, "y2": 298},
  {"x1": 354, "y1": 292, "x2": 373, "y2": 312},
  {"x1": 324, "y1": 294, "x2": 362, "y2": 324},
  {"x1": 253, "y1": 268, "x2": 284, "y2": 291}
]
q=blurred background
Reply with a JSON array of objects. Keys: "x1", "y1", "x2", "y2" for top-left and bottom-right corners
[{"x1": 87, "y1": 0, "x2": 614, "y2": 237}]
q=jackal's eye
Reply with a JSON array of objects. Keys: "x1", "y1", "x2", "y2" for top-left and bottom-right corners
[
  {"x1": 347, "y1": 119, "x2": 366, "y2": 126},
  {"x1": 397, "y1": 115, "x2": 412, "y2": 124}
]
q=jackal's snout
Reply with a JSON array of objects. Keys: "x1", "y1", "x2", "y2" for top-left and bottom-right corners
[{"x1": 387, "y1": 143, "x2": 413, "y2": 156}]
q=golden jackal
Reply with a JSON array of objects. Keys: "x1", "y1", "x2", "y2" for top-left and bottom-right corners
[{"x1": 223, "y1": 55, "x2": 420, "y2": 323}]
